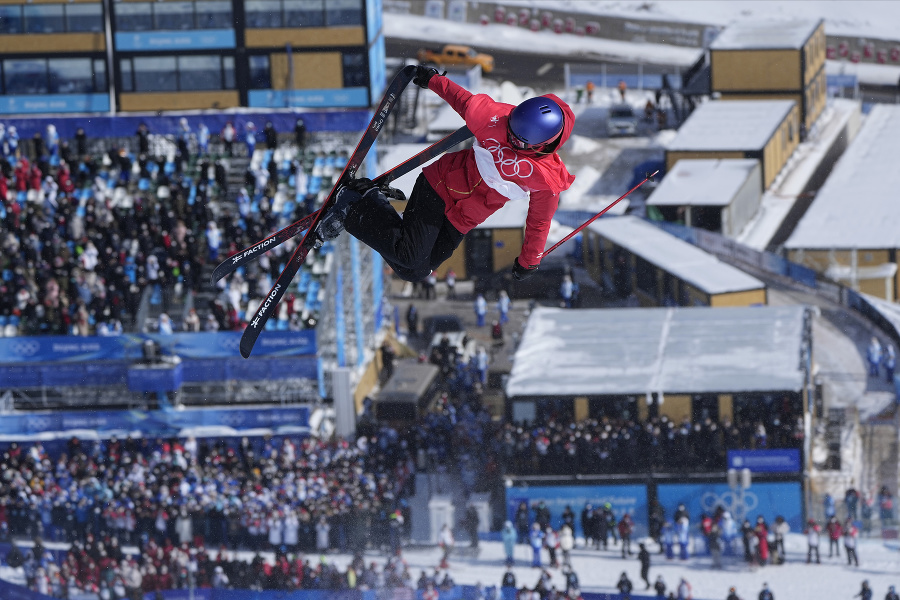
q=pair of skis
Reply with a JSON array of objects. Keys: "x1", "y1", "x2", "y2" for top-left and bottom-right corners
[{"x1": 211, "y1": 65, "x2": 472, "y2": 357}]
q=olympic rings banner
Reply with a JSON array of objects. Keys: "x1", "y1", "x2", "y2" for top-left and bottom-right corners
[{"x1": 656, "y1": 481, "x2": 803, "y2": 531}]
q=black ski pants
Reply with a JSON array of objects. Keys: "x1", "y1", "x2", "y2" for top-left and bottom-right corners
[{"x1": 345, "y1": 173, "x2": 463, "y2": 282}]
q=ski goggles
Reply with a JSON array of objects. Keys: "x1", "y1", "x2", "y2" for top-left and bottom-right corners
[{"x1": 506, "y1": 124, "x2": 563, "y2": 154}]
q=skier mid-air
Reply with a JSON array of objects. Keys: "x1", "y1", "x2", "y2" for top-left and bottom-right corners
[{"x1": 317, "y1": 64, "x2": 576, "y2": 282}]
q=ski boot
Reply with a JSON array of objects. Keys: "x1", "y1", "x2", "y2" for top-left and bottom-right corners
[{"x1": 316, "y1": 178, "x2": 404, "y2": 242}]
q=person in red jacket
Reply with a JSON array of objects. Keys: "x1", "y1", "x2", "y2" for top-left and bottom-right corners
[
  {"x1": 318, "y1": 64, "x2": 576, "y2": 282},
  {"x1": 826, "y1": 515, "x2": 843, "y2": 558}
]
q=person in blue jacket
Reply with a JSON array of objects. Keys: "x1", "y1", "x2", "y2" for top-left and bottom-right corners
[
  {"x1": 529, "y1": 522, "x2": 545, "y2": 567},
  {"x1": 502, "y1": 521, "x2": 516, "y2": 566}
]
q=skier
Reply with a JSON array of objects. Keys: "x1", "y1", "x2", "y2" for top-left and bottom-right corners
[
  {"x1": 316, "y1": 65, "x2": 575, "y2": 283},
  {"x1": 844, "y1": 518, "x2": 860, "y2": 566},
  {"x1": 885, "y1": 585, "x2": 899, "y2": 600},
  {"x1": 758, "y1": 582, "x2": 773, "y2": 600},
  {"x1": 726, "y1": 587, "x2": 741, "y2": 600},
  {"x1": 501, "y1": 521, "x2": 516, "y2": 566}
]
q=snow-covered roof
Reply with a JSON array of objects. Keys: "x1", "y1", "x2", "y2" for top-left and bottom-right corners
[
  {"x1": 588, "y1": 216, "x2": 765, "y2": 294},
  {"x1": 477, "y1": 196, "x2": 529, "y2": 229},
  {"x1": 667, "y1": 100, "x2": 796, "y2": 152},
  {"x1": 785, "y1": 104, "x2": 900, "y2": 250},
  {"x1": 647, "y1": 159, "x2": 760, "y2": 207},
  {"x1": 710, "y1": 18, "x2": 820, "y2": 51},
  {"x1": 506, "y1": 305, "x2": 808, "y2": 397}
]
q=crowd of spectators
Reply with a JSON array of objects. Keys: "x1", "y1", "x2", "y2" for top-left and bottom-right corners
[
  {"x1": 0, "y1": 119, "x2": 339, "y2": 338},
  {"x1": 493, "y1": 411, "x2": 804, "y2": 475},
  {"x1": 0, "y1": 430, "x2": 415, "y2": 598}
]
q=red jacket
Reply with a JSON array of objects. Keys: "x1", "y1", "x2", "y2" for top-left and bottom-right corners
[{"x1": 422, "y1": 75, "x2": 575, "y2": 268}]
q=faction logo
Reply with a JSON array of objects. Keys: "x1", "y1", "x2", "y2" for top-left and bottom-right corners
[{"x1": 250, "y1": 284, "x2": 281, "y2": 329}]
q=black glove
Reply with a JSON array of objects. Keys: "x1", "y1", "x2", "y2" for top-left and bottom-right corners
[
  {"x1": 511, "y1": 257, "x2": 538, "y2": 281},
  {"x1": 413, "y1": 65, "x2": 442, "y2": 89},
  {"x1": 346, "y1": 177, "x2": 374, "y2": 194}
]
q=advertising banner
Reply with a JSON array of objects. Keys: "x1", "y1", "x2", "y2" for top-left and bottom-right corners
[
  {"x1": 0, "y1": 406, "x2": 310, "y2": 436},
  {"x1": 0, "y1": 331, "x2": 316, "y2": 364},
  {"x1": 0, "y1": 93, "x2": 109, "y2": 115},
  {"x1": 657, "y1": 481, "x2": 803, "y2": 530},
  {"x1": 248, "y1": 88, "x2": 370, "y2": 109},
  {"x1": 115, "y1": 29, "x2": 235, "y2": 51},
  {"x1": 506, "y1": 483, "x2": 649, "y2": 537},
  {"x1": 727, "y1": 449, "x2": 801, "y2": 473}
]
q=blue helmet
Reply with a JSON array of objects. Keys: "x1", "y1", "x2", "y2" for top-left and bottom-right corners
[{"x1": 507, "y1": 97, "x2": 564, "y2": 152}]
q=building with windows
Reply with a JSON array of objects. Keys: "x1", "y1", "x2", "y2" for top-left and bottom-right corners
[{"x1": 0, "y1": 0, "x2": 385, "y2": 114}]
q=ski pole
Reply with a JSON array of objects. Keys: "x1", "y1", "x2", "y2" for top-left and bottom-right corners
[{"x1": 541, "y1": 170, "x2": 659, "y2": 258}]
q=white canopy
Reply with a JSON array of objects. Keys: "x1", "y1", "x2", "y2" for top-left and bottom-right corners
[{"x1": 506, "y1": 305, "x2": 808, "y2": 397}]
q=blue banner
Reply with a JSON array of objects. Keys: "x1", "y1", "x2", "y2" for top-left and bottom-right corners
[
  {"x1": 0, "y1": 331, "x2": 315, "y2": 364},
  {"x1": 0, "y1": 405, "x2": 309, "y2": 436},
  {"x1": 506, "y1": 483, "x2": 648, "y2": 538},
  {"x1": 656, "y1": 481, "x2": 803, "y2": 531},
  {"x1": 0, "y1": 577, "x2": 58, "y2": 600},
  {"x1": 0, "y1": 93, "x2": 109, "y2": 115},
  {"x1": 116, "y1": 29, "x2": 235, "y2": 51},
  {"x1": 727, "y1": 449, "x2": 801, "y2": 473},
  {"x1": 248, "y1": 88, "x2": 370, "y2": 109},
  {"x1": 0, "y1": 111, "x2": 371, "y2": 142},
  {"x1": 127, "y1": 362, "x2": 183, "y2": 392}
]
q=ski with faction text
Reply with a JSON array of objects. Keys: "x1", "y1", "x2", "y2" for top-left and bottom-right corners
[
  {"x1": 210, "y1": 124, "x2": 473, "y2": 285},
  {"x1": 239, "y1": 65, "x2": 423, "y2": 358}
]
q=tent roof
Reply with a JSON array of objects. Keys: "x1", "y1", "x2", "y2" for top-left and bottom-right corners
[{"x1": 506, "y1": 305, "x2": 809, "y2": 397}]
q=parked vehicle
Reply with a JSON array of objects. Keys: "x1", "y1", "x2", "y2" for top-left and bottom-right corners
[
  {"x1": 607, "y1": 104, "x2": 638, "y2": 137},
  {"x1": 417, "y1": 44, "x2": 494, "y2": 73}
]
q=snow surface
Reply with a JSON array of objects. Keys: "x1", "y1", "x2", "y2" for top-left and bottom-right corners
[
  {"x1": 709, "y1": 18, "x2": 821, "y2": 50},
  {"x1": 785, "y1": 104, "x2": 900, "y2": 250},
  {"x1": 506, "y1": 305, "x2": 802, "y2": 398},
  {"x1": 477, "y1": 0, "x2": 900, "y2": 44},
  {"x1": 666, "y1": 99, "x2": 796, "y2": 152},
  {"x1": 3, "y1": 533, "x2": 900, "y2": 600},
  {"x1": 647, "y1": 159, "x2": 759, "y2": 207},
  {"x1": 587, "y1": 216, "x2": 766, "y2": 295}
]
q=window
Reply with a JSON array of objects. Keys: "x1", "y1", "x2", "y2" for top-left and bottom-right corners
[
  {"x1": 134, "y1": 56, "x2": 177, "y2": 92},
  {"x1": 223, "y1": 56, "x2": 235, "y2": 89},
  {"x1": 246, "y1": 0, "x2": 282, "y2": 28},
  {"x1": 123, "y1": 55, "x2": 234, "y2": 92},
  {"x1": 634, "y1": 257, "x2": 656, "y2": 295},
  {"x1": 198, "y1": 1, "x2": 232, "y2": 29},
  {"x1": 94, "y1": 59, "x2": 108, "y2": 92},
  {"x1": 0, "y1": 6, "x2": 23, "y2": 34},
  {"x1": 178, "y1": 55, "x2": 221, "y2": 91},
  {"x1": 49, "y1": 58, "x2": 96, "y2": 93},
  {"x1": 115, "y1": 3, "x2": 153, "y2": 32},
  {"x1": 249, "y1": 55, "x2": 271, "y2": 89},
  {"x1": 24, "y1": 4, "x2": 65, "y2": 34},
  {"x1": 120, "y1": 59, "x2": 134, "y2": 93},
  {"x1": 154, "y1": 2, "x2": 193, "y2": 30},
  {"x1": 342, "y1": 51, "x2": 366, "y2": 87},
  {"x1": 286, "y1": 0, "x2": 325, "y2": 27},
  {"x1": 4, "y1": 59, "x2": 49, "y2": 94},
  {"x1": 66, "y1": 4, "x2": 104, "y2": 33},
  {"x1": 325, "y1": 0, "x2": 362, "y2": 26}
]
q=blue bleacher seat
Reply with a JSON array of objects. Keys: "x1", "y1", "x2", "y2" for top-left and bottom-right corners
[
  {"x1": 277, "y1": 319, "x2": 288, "y2": 331},
  {"x1": 0, "y1": 316, "x2": 7, "y2": 327},
  {"x1": 9, "y1": 315, "x2": 19, "y2": 327}
]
